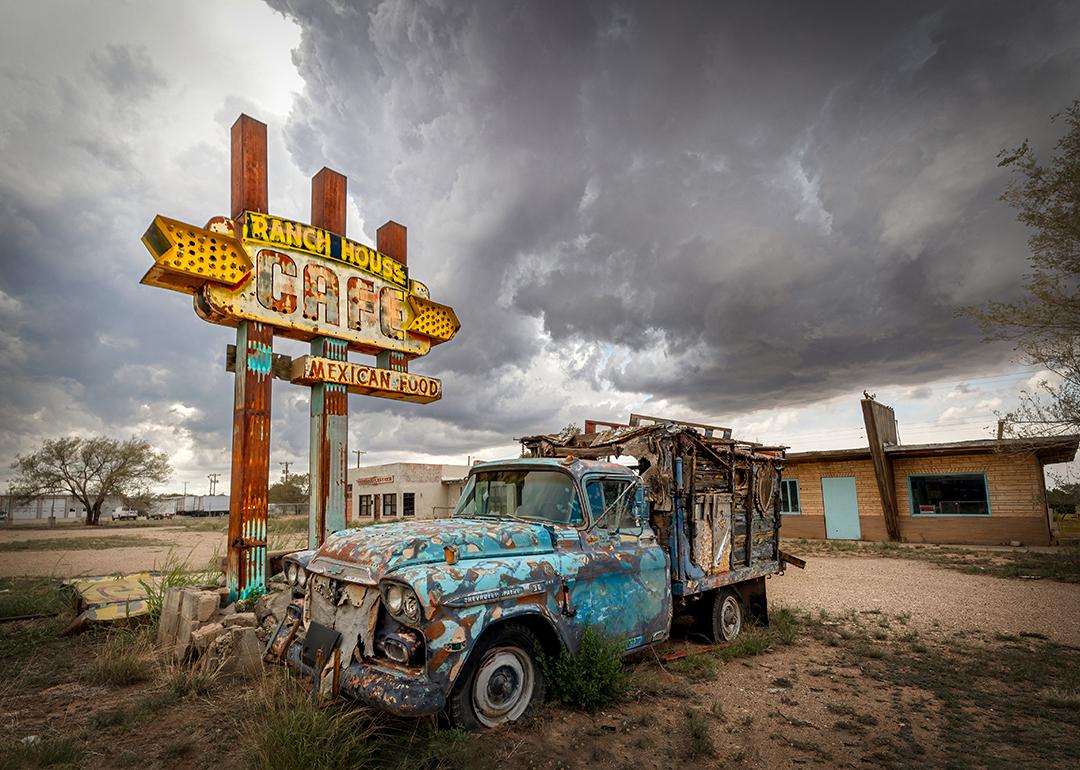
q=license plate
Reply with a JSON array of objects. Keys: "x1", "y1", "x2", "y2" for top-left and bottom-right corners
[{"x1": 301, "y1": 621, "x2": 341, "y2": 669}]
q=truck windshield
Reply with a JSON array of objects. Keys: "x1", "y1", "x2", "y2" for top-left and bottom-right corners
[{"x1": 453, "y1": 470, "x2": 583, "y2": 525}]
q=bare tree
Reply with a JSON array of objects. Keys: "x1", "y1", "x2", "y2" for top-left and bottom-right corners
[
  {"x1": 969, "y1": 100, "x2": 1080, "y2": 437},
  {"x1": 12, "y1": 437, "x2": 171, "y2": 525}
]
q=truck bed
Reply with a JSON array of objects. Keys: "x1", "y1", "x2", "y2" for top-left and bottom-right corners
[{"x1": 521, "y1": 423, "x2": 786, "y2": 597}]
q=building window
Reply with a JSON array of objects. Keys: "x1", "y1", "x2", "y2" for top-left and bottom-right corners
[
  {"x1": 358, "y1": 495, "x2": 373, "y2": 517},
  {"x1": 403, "y1": 492, "x2": 415, "y2": 517},
  {"x1": 780, "y1": 479, "x2": 800, "y2": 514},
  {"x1": 383, "y1": 493, "x2": 398, "y2": 517},
  {"x1": 909, "y1": 474, "x2": 990, "y2": 516}
]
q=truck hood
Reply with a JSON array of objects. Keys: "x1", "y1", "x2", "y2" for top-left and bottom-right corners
[{"x1": 307, "y1": 517, "x2": 556, "y2": 583}]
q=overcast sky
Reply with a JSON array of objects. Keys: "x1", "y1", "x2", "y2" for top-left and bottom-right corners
[{"x1": 1, "y1": 0, "x2": 1078, "y2": 494}]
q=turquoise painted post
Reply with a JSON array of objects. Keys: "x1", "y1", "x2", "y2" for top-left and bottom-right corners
[{"x1": 308, "y1": 336, "x2": 349, "y2": 548}]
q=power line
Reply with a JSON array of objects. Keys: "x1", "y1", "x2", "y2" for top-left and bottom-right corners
[{"x1": 279, "y1": 462, "x2": 291, "y2": 483}]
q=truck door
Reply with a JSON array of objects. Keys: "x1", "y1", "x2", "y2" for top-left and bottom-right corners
[{"x1": 575, "y1": 476, "x2": 671, "y2": 649}]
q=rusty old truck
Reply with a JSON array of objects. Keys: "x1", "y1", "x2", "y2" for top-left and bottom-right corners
[{"x1": 268, "y1": 419, "x2": 795, "y2": 728}]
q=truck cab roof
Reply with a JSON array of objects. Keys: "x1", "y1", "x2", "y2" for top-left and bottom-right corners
[{"x1": 470, "y1": 457, "x2": 639, "y2": 484}]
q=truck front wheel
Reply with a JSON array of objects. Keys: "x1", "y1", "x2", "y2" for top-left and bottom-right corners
[
  {"x1": 703, "y1": 589, "x2": 744, "y2": 643},
  {"x1": 448, "y1": 623, "x2": 546, "y2": 729}
]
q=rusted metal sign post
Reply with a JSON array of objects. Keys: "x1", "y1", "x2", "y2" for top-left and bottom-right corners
[{"x1": 140, "y1": 115, "x2": 459, "y2": 601}]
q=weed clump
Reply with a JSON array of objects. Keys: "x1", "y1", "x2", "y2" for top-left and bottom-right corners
[
  {"x1": 81, "y1": 633, "x2": 152, "y2": 687},
  {"x1": 0, "y1": 735, "x2": 82, "y2": 770},
  {"x1": 542, "y1": 625, "x2": 627, "y2": 712},
  {"x1": 685, "y1": 707, "x2": 715, "y2": 757}
]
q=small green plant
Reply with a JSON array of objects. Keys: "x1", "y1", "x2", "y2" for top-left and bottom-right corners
[
  {"x1": 771, "y1": 675, "x2": 794, "y2": 689},
  {"x1": 542, "y1": 625, "x2": 627, "y2": 712},
  {"x1": 685, "y1": 708, "x2": 714, "y2": 757},
  {"x1": 234, "y1": 586, "x2": 266, "y2": 613},
  {"x1": 668, "y1": 653, "x2": 718, "y2": 681},
  {"x1": 139, "y1": 549, "x2": 220, "y2": 627}
]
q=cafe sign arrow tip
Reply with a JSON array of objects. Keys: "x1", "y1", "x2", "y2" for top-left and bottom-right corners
[
  {"x1": 405, "y1": 295, "x2": 460, "y2": 343},
  {"x1": 139, "y1": 214, "x2": 252, "y2": 294}
]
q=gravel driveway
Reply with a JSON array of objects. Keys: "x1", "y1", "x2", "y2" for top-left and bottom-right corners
[{"x1": 769, "y1": 555, "x2": 1080, "y2": 646}]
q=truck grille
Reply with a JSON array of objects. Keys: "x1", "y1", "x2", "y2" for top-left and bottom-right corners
[{"x1": 304, "y1": 574, "x2": 381, "y2": 661}]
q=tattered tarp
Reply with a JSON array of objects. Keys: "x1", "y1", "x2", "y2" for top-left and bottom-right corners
[{"x1": 63, "y1": 573, "x2": 159, "y2": 633}]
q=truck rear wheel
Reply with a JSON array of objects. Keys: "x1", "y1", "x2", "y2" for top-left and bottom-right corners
[
  {"x1": 702, "y1": 589, "x2": 744, "y2": 643},
  {"x1": 448, "y1": 623, "x2": 546, "y2": 730}
]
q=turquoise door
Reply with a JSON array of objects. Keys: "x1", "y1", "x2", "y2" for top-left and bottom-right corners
[{"x1": 822, "y1": 477, "x2": 861, "y2": 540}]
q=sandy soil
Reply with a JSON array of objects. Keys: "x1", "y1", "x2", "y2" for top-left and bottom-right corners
[{"x1": 769, "y1": 555, "x2": 1080, "y2": 646}]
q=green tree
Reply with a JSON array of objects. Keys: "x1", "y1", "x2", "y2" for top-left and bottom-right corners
[
  {"x1": 1047, "y1": 482, "x2": 1080, "y2": 514},
  {"x1": 970, "y1": 100, "x2": 1080, "y2": 437},
  {"x1": 11, "y1": 437, "x2": 171, "y2": 525},
  {"x1": 269, "y1": 472, "x2": 309, "y2": 504}
]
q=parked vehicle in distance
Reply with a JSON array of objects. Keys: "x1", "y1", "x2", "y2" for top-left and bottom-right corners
[
  {"x1": 110, "y1": 508, "x2": 140, "y2": 521},
  {"x1": 268, "y1": 418, "x2": 800, "y2": 728}
]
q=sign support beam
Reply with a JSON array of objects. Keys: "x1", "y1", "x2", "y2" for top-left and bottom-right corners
[
  {"x1": 309, "y1": 168, "x2": 349, "y2": 547},
  {"x1": 226, "y1": 115, "x2": 272, "y2": 600}
]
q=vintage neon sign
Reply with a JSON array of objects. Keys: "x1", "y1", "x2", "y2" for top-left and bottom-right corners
[{"x1": 141, "y1": 213, "x2": 459, "y2": 366}]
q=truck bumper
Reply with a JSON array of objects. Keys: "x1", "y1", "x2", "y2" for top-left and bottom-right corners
[{"x1": 268, "y1": 618, "x2": 446, "y2": 717}]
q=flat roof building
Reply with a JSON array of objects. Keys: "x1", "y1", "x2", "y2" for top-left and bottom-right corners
[
  {"x1": 780, "y1": 399, "x2": 1078, "y2": 546},
  {"x1": 347, "y1": 463, "x2": 470, "y2": 523}
]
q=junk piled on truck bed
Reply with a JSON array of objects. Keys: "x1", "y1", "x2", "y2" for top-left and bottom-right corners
[{"x1": 521, "y1": 418, "x2": 802, "y2": 601}]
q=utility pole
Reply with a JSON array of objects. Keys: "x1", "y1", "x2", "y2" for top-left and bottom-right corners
[
  {"x1": 353, "y1": 449, "x2": 366, "y2": 468},
  {"x1": 208, "y1": 473, "x2": 221, "y2": 496},
  {"x1": 280, "y1": 461, "x2": 292, "y2": 483},
  {"x1": 183, "y1": 481, "x2": 189, "y2": 497}
]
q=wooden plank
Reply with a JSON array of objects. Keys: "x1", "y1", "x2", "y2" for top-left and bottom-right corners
[
  {"x1": 230, "y1": 115, "x2": 268, "y2": 220},
  {"x1": 779, "y1": 549, "x2": 806, "y2": 569},
  {"x1": 377, "y1": 220, "x2": 407, "y2": 266},
  {"x1": 226, "y1": 344, "x2": 293, "y2": 381},
  {"x1": 862, "y1": 398, "x2": 901, "y2": 541}
]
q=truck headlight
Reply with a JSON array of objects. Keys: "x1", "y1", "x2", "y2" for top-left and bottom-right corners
[
  {"x1": 285, "y1": 563, "x2": 298, "y2": 585},
  {"x1": 381, "y1": 581, "x2": 422, "y2": 624},
  {"x1": 297, "y1": 568, "x2": 308, "y2": 588}
]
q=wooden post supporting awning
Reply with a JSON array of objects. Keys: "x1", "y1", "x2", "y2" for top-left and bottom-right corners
[{"x1": 862, "y1": 398, "x2": 901, "y2": 541}]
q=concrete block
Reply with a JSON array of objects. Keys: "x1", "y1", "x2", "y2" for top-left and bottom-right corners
[
  {"x1": 157, "y1": 587, "x2": 184, "y2": 646},
  {"x1": 174, "y1": 616, "x2": 201, "y2": 662},
  {"x1": 220, "y1": 627, "x2": 264, "y2": 677},
  {"x1": 181, "y1": 590, "x2": 220, "y2": 623},
  {"x1": 191, "y1": 622, "x2": 226, "y2": 652},
  {"x1": 217, "y1": 586, "x2": 231, "y2": 607},
  {"x1": 269, "y1": 589, "x2": 293, "y2": 623},
  {"x1": 224, "y1": 612, "x2": 257, "y2": 629}
]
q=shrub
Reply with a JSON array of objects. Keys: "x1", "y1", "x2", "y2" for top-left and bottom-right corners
[
  {"x1": 542, "y1": 625, "x2": 626, "y2": 712},
  {"x1": 685, "y1": 707, "x2": 715, "y2": 757}
]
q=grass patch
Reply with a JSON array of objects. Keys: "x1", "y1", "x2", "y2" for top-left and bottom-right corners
[
  {"x1": 668, "y1": 653, "x2": 718, "y2": 681},
  {"x1": 543, "y1": 625, "x2": 627, "y2": 712},
  {"x1": 139, "y1": 549, "x2": 221, "y2": 628},
  {"x1": 0, "y1": 577, "x2": 72, "y2": 619},
  {"x1": 685, "y1": 707, "x2": 715, "y2": 757},
  {"x1": 0, "y1": 536, "x2": 151, "y2": 552},
  {"x1": 80, "y1": 633, "x2": 152, "y2": 687},
  {"x1": 0, "y1": 735, "x2": 83, "y2": 769},
  {"x1": 239, "y1": 676, "x2": 408, "y2": 770}
]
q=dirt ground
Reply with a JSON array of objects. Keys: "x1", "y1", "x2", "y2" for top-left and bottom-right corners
[
  {"x1": 1, "y1": 541, "x2": 1078, "y2": 769},
  {"x1": 0, "y1": 522, "x2": 304, "y2": 577}
]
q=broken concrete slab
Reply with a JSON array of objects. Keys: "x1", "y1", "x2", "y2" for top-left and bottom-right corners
[
  {"x1": 223, "y1": 612, "x2": 257, "y2": 629},
  {"x1": 191, "y1": 622, "x2": 226, "y2": 652},
  {"x1": 180, "y1": 590, "x2": 220, "y2": 624}
]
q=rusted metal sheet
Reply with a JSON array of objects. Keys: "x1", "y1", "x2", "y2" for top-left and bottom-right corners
[
  {"x1": 227, "y1": 320, "x2": 272, "y2": 601},
  {"x1": 309, "y1": 337, "x2": 348, "y2": 547},
  {"x1": 291, "y1": 355, "x2": 441, "y2": 404}
]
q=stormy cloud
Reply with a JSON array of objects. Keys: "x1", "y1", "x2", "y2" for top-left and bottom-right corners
[{"x1": 0, "y1": 1, "x2": 1077, "y2": 488}]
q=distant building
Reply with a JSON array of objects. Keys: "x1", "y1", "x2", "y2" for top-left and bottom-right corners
[
  {"x1": 347, "y1": 463, "x2": 471, "y2": 523},
  {"x1": 1, "y1": 494, "x2": 123, "y2": 521},
  {"x1": 780, "y1": 400, "x2": 1078, "y2": 546}
]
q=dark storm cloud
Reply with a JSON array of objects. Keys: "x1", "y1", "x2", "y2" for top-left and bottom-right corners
[
  {"x1": 88, "y1": 44, "x2": 166, "y2": 101},
  {"x1": 267, "y1": 0, "x2": 1080, "y2": 426}
]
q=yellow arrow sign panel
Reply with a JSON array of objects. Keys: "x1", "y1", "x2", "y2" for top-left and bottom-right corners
[
  {"x1": 405, "y1": 295, "x2": 460, "y2": 343},
  {"x1": 140, "y1": 215, "x2": 252, "y2": 294}
]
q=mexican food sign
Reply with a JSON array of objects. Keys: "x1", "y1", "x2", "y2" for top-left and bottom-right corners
[{"x1": 140, "y1": 211, "x2": 459, "y2": 368}]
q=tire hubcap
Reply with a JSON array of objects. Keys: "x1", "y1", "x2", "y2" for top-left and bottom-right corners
[
  {"x1": 472, "y1": 646, "x2": 534, "y2": 727},
  {"x1": 720, "y1": 595, "x2": 741, "y2": 639}
]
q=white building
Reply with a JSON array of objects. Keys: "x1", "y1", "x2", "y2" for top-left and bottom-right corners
[{"x1": 347, "y1": 463, "x2": 471, "y2": 522}]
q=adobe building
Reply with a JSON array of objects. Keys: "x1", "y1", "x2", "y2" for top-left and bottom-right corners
[
  {"x1": 780, "y1": 399, "x2": 1078, "y2": 546},
  {"x1": 347, "y1": 462, "x2": 470, "y2": 523}
]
